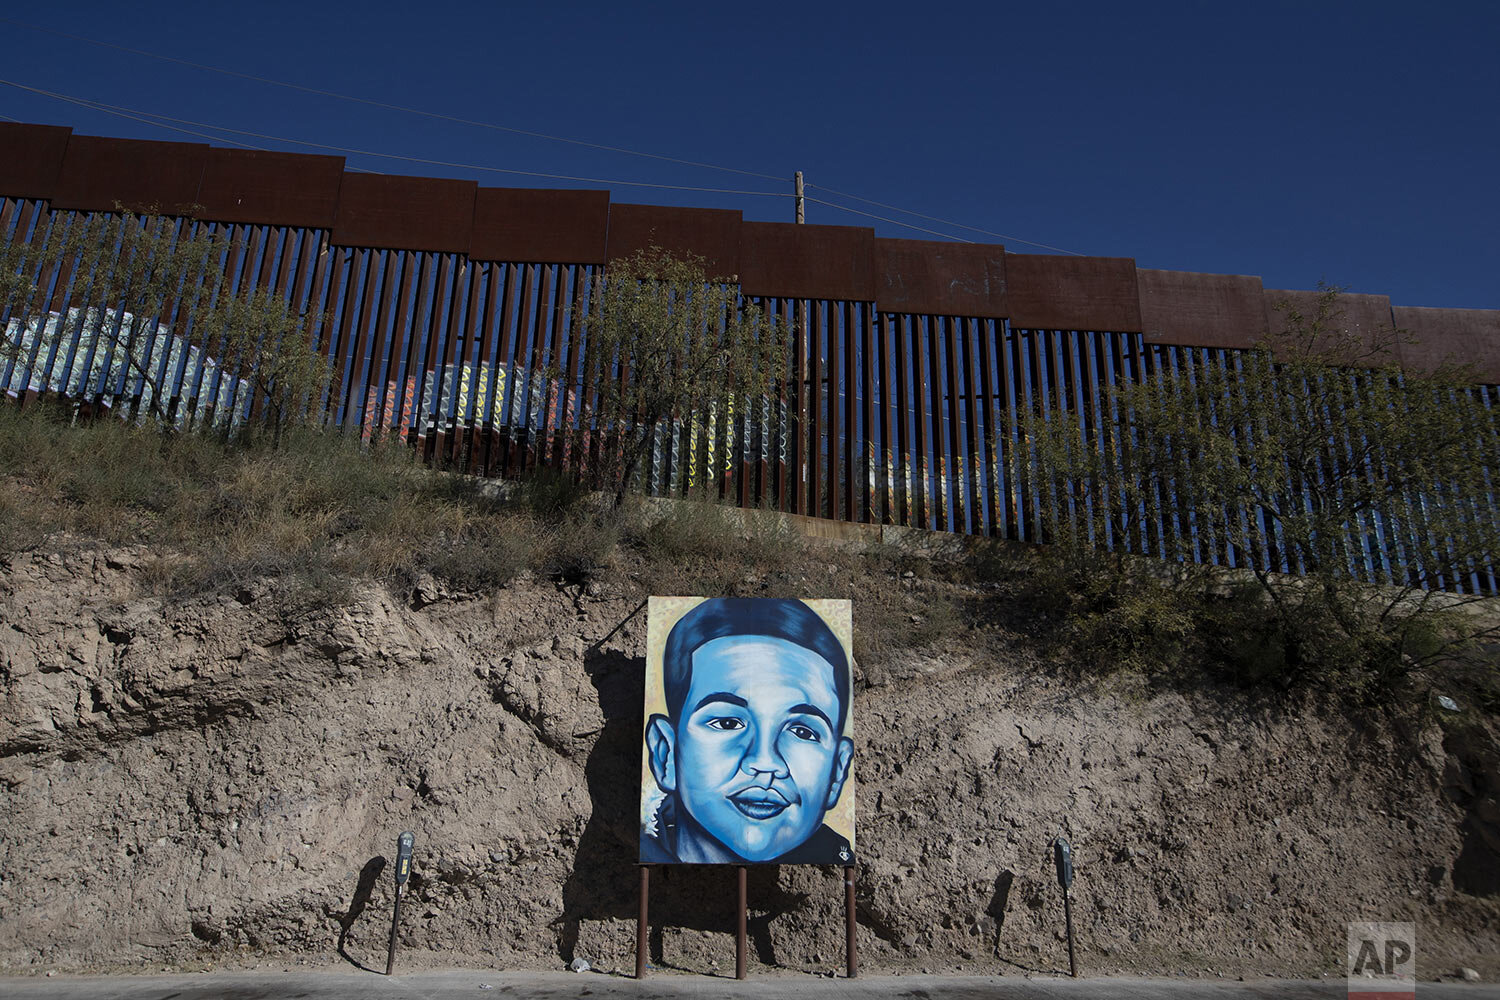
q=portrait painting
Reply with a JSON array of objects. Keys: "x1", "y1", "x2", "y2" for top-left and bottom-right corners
[{"x1": 640, "y1": 597, "x2": 855, "y2": 865}]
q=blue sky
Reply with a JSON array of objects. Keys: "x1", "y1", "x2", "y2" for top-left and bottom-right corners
[{"x1": 2, "y1": 1, "x2": 1495, "y2": 308}]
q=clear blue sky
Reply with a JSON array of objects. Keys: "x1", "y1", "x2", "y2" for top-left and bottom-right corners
[{"x1": 2, "y1": 1, "x2": 1495, "y2": 308}]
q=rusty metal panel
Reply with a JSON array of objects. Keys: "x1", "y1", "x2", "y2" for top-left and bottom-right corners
[
  {"x1": 470, "y1": 187, "x2": 609, "y2": 264},
  {"x1": 1006, "y1": 254, "x2": 1141, "y2": 332},
  {"x1": 1137, "y1": 268, "x2": 1267, "y2": 348},
  {"x1": 1392, "y1": 307, "x2": 1500, "y2": 384},
  {"x1": 196, "y1": 148, "x2": 344, "y2": 228},
  {"x1": 739, "y1": 222, "x2": 875, "y2": 301},
  {"x1": 332, "y1": 173, "x2": 476, "y2": 254},
  {"x1": 606, "y1": 203, "x2": 741, "y2": 277},
  {"x1": 874, "y1": 238, "x2": 1008, "y2": 318},
  {"x1": 52, "y1": 134, "x2": 208, "y2": 214},
  {"x1": 1264, "y1": 289, "x2": 1394, "y2": 367},
  {"x1": 0, "y1": 123, "x2": 73, "y2": 200}
]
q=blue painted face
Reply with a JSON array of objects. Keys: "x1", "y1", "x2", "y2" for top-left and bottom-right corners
[{"x1": 663, "y1": 635, "x2": 851, "y2": 862}]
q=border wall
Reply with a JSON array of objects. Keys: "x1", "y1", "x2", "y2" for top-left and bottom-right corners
[{"x1": 2, "y1": 123, "x2": 1498, "y2": 592}]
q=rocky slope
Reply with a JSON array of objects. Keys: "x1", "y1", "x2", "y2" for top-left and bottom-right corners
[{"x1": 1, "y1": 542, "x2": 1497, "y2": 980}]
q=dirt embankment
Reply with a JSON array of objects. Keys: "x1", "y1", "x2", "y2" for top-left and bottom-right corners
[{"x1": 1, "y1": 543, "x2": 1497, "y2": 980}]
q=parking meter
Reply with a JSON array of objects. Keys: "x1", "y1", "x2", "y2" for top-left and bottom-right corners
[
  {"x1": 387, "y1": 831, "x2": 415, "y2": 975},
  {"x1": 1053, "y1": 836, "x2": 1077, "y2": 977},
  {"x1": 1053, "y1": 836, "x2": 1074, "y2": 890},
  {"x1": 395, "y1": 832, "x2": 414, "y2": 886}
]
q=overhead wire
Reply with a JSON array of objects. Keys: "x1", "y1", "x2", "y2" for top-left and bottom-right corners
[
  {"x1": 807, "y1": 181, "x2": 1084, "y2": 255},
  {"x1": 0, "y1": 18, "x2": 1087, "y2": 253},
  {"x1": 0, "y1": 16, "x2": 785, "y2": 183},
  {"x1": 7, "y1": 76, "x2": 1068, "y2": 246},
  {"x1": 802, "y1": 197, "x2": 973, "y2": 243},
  {"x1": 0, "y1": 79, "x2": 788, "y2": 196}
]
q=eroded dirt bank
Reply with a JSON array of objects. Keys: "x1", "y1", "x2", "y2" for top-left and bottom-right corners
[{"x1": 2, "y1": 544, "x2": 1497, "y2": 979}]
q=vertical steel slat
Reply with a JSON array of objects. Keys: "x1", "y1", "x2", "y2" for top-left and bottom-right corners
[
  {"x1": 472, "y1": 262, "x2": 502, "y2": 474},
  {"x1": 1074, "y1": 330, "x2": 1103, "y2": 550},
  {"x1": 118, "y1": 215, "x2": 177, "y2": 420},
  {"x1": 17, "y1": 208, "x2": 80, "y2": 406},
  {"x1": 336, "y1": 249, "x2": 381, "y2": 431},
  {"x1": 341, "y1": 249, "x2": 390, "y2": 433},
  {"x1": 130, "y1": 217, "x2": 197, "y2": 420},
  {"x1": 198, "y1": 224, "x2": 256, "y2": 428},
  {"x1": 371, "y1": 251, "x2": 416, "y2": 442},
  {"x1": 401, "y1": 251, "x2": 434, "y2": 447},
  {"x1": 514, "y1": 264, "x2": 554, "y2": 473},
  {"x1": 451, "y1": 260, "x2": 485, "y2": 469},
  {"x1": 0, "y1": 200, "x2": 40, "y2": 394},
  {"x1": 190, "y1": 223, "x2": 251, "y2": 428},
  {"x1": 942, "y1": 315, "x2": 966, "y2": 533},
  {"x1": 28, "y1": 211, "x2": 85, "y2": 406},
  {"x1": 776, "y1": 298, "x2": 793, "y2": 512},
  {"x1": 433, "y1": 258, "x2": 474, "y2": 464},
  {"x1": 856, "y1": 303, "x2": 874, "y2": 523},
  {"x1": 960, "y1": 317, "x2": 985, "y2": 535},
  {"x1": 503, "y1": 263, "x2": 537, "y2": 475},
  {"x1": 545, "y1": 265, "x2": 572, "y2": 472},
  {"x1": 828, "y1": 302, "x2": 844, "y2": 520},
  {"x1": 410, "y1": 254, "x2": 453, "y2": 452},
  {"x1": 909, "y1": 315, "x2": 930, "y2": 530},
  {"x1": 976, "y1": 318, "x2": 1001, "y2": 536},
  {"x1": 876, "y1": 312, "x2": 895, "y2": 525},
  {"x1": 494, "y1": 263, "x2": 525, "y2": 473},
  {"x1": 361, "y1": 250, "x2": 404, "y2": 439},
  {"x1": 891, "y1": 315, "x2": 912, "y2": 528},
  {"x1": 161, "y1": 219, "x2": 219, "y2": 424},
  {"x1": 844, "y1": 301, "x2": 860, "y2": 522},
  {"x1": 540, "y1": 264, "x2": 572, "y2": 471},
  {"x1": 210, "y1": 223, "x2": 269, "y2": 425},
  {"x1": 1000, "y1": 325, "x2": 1023, "y2": 541},
  {"x1": 806, "y1": 301, "x2": 823, "y2": 518}
]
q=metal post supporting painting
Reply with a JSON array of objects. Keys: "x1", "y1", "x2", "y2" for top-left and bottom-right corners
[
  {"x1": 636, "y1": 866, "x2": 650, "y2": 979},
  {"x1": 845, "y1": 866, "x2": 858, "y2": 978},
  {"x1": 735, "y1": 865, "x2": 748, "y2": 979},
  {"x1": 386, "y1": 831, "x2": 414, "y2": 976},
  {"x1": 1053, "y1": 836, "x2": 1077, "y2": 977}
]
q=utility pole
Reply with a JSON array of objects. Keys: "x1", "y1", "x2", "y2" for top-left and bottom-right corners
[{"x1": 794, "y1": 171, "x2": 805, "y2": 224}]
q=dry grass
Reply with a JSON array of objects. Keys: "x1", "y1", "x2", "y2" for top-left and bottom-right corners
[{"x1": 0, "y1": 405, "x2": 1042, "y2": 661}]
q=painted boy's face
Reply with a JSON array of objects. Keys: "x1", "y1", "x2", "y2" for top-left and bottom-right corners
[{"x1": 660, "y1": 635, "x2": 852, "y2": 862}]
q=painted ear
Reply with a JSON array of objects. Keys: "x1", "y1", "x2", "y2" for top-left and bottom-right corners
[
  {"x1": 645, "y1": 715, "x2": 677, "y2": 793},
  {"x1": 825, "y1": 736, "x2": 854, "y2": 809}
]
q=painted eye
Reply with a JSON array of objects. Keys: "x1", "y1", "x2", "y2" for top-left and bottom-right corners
[
  {"x1": 704, "y1": 717, "x2": 746, "y2": 731},
  {"x1": 788, "y1": 724, "x2": 821, "y2": 743}
]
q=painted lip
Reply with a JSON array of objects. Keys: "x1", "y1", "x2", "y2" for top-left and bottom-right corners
[{"x1": 729, "y1": 788, "x2": 791, "y2": 820}]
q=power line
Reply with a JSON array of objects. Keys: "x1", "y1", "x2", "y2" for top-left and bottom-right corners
[
  {"x1": 0, "y1": 16, "x2": 786, "y2": 184},
  {"x1": 1, "y1": 16, "x2": 1086, "y2": 256},
  {"x1": 807, "y1": 181, "x2": 1085, "y2": 255},
  {"x1": 0, "y1": 79, "x2": 788, "y2": 197},
  {"x1": 802, "y1": 197, "x2": 972, "y2": 243}
]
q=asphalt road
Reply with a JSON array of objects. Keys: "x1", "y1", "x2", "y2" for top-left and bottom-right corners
[{"x1": 0, "y1": 971, "x2": 1494, "y2": 1000}]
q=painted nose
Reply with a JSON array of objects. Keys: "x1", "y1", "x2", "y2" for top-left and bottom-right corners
[{"x1": 741, "y1": 728, "x2": 791, "y2": 781}]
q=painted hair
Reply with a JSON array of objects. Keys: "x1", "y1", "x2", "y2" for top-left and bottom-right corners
[{"x1": 661, "y1": 598, "x2": 850, "y2": 734}]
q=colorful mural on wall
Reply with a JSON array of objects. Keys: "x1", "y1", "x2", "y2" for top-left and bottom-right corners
[{"x1": 640, "y1": 597, "x2": 855, "y2": 865}]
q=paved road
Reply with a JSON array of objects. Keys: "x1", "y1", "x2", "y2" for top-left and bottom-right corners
[{"x1": 0, "y1": 971, "x2": 1494, "y2": 1000}]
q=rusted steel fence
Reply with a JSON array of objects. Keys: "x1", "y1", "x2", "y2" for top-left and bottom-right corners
[{"x1": 2, "y1": 123, "x2": 1498, "y2": 593}]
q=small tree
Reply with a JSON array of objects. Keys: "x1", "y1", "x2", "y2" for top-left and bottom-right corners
[
  {"x1": 205, "y1": 286, "x2": 334, "y2": 447},
  {"x1": 1019, "y1": 287, "x2": 1500, "y2": 694},
  {"x1": 578, "y1": 247, "x2": 790, "y2": 507},
  {"x1": 1, "y1": 208, "x2": 330, "y2": 440}
]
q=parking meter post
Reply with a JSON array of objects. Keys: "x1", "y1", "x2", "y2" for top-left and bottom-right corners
[
  {"x1": 386, "y1": 831, "x2": 414, "y2": 976},
  {"x1": 1053, "y1": 836, "x2": 1077, "y2": 978},
  {"x1": 636, "y1": 866, "x2": 649, "y2": 980},
  {"x1": 845, "y1": 866, "x2": 858, "y2": 979},
  {"x1": 735, "y1": 865, "x2": 748, "y2": 980}
]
